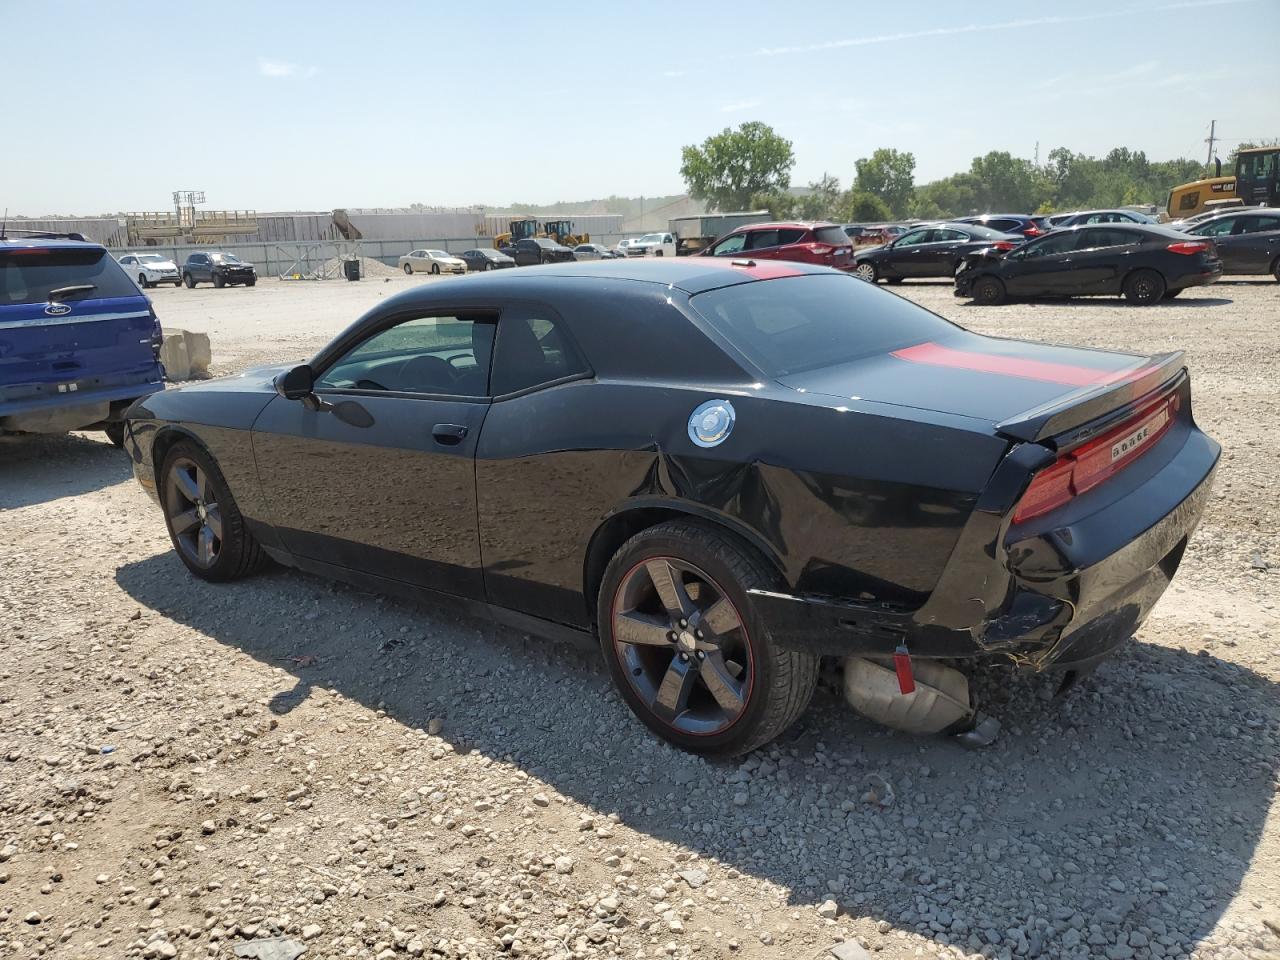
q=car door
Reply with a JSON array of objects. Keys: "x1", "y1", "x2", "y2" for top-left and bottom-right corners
[
  {"x1": 1001, "y1": 231, "x2": 1083, "y2": 295},
  {"x1": 251, "y1": 311, "x2": 496, "y2": 599},
  {"x1": 881, "y1": 228, "x2": 934, "y2": 277},
  {"x1": 1193, "y1": 216, "x2": 1242, "y2": 272},
  {"x1": 1066, "y1": 228, "x2": 1141, "y2": 293},
  {"x1": 1224, "y1": 214, "x2": 1280, "y2": 274},
  {"x1": 917, "y1": 228, "x2": 969, "y2": 276}
]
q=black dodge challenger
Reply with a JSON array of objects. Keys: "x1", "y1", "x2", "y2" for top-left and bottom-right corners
[{"x1": 123, "y1": 259, "x2": 1219, "y2": 756}]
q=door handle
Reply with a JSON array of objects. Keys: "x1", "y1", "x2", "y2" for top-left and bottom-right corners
[{"x1": 432, "y1": 423, "x2": 468, "y2": 445}]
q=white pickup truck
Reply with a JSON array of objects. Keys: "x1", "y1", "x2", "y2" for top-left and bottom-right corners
[{"x1": 625, "y1": 232, "x2": 677, "y2": 257}]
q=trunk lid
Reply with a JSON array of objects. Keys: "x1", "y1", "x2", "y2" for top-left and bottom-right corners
[{"x1": 778, "y1": 331, "x2": 1178, "y2": 440}]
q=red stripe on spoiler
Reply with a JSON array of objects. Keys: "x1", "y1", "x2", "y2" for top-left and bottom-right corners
[
  {"x1": 697, "y1": 258, "x2": 806, "y2": 280},
  {"x1": 891, "y1": 342, "x2": 1152, "y2": 387}
]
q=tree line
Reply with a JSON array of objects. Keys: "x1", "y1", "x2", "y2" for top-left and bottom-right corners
[{"x1": 679, "y1": 121, "x2": 1242, "y2": 223}]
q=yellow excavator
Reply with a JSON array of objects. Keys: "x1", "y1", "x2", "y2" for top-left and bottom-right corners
[
  {"x1": 492, "y1": 218, "x2": 541, "y2": 249},
  {"x1": 1166, "y1": 146, "x2": 1280, "y2": 218},
  {"x1": 542, "y1": 218, "x2": 589, "y2": 247}
]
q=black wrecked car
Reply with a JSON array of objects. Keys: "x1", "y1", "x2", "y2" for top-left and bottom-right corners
[
  {"x1": 181, "y1": 251, "x2": 257, "y2": 288},
  {"x1": 123, "y1": 259, "x2": 1219, "y2": 756},
  {"x1": 501, "y1": 237, "x2": 576, "y2": 267},
  {"x1": 458, "y1": 248, "x2": 516, "y2": 272},
  {"x1": 851, "y1": 222, "x2": 1022, "y2": 283},
  {"x1": 955, "y1": 223, "x2": 1223, "y2": 305}
]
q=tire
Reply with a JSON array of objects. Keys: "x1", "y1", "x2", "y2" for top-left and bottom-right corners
[
  {"x1": 655, "y1": 249, "x2": 664, "y2": 257},
  {"x1": 138, "y1": 273, "x2": 150, "y2": 289},
  {"x1": 430, "y1": 263, "x2": 440, "y2": 275},
  {"x1": 158, "y1": 440, "x2": 267, "y2": 582},
  {"x1": 597, "y1": 520, "x2": 819, "y2": 757},
  {"x1": 1271, "y1": 256, "x2": 1280, "y2": 282},
  {"x1": 246, "y1": 278, "x2": 256, "y2": 287},
  {"x1": 885, "y1": 277, "x2": 904, "y2": 285},
  {"x1": 173, "y1": 281, "x2": 182, "y2": 287},
  {"x1": 403, "y1": 263, "x2": 413, "y2": 275},
  {"x1": 183, "y1": 273, "x2": 196, "y2": 288},
  {"x1": 104, "y1": 422, "x2": 126, "y2": 448},
  {"x1": 1123, "y1": 269, "x2": 1165, "y2": 305},
  {"x1": 972, "y1": 275, "x2": 1006, "y2": 305},
  {"x1": 213, "y1": 274, "x2": 225, "y2": 289},
  {"x1": 853, "y1": 261, "x2": 878, "y2": 282},
  {"x1": 1162, "y1": 287, "x2": 1183, "y2": 299}
]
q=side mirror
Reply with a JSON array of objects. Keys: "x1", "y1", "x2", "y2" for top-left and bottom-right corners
[{"x1": 274, "y1": 364, "x2": 315, "y2": 401}]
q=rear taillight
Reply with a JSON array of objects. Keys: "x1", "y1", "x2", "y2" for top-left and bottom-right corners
[
  {"x1": 1167, "y1": 240, "x2": 1209, "y2": 255},
  {"x1": 1012, "y1": 393, "x2": 1180, "y2": 524},
  {"x1": 991, "y1": 241, "x2": 1016, "y2": 252},
  {"x1": 1024, "y1": 226, "x2": 1042, "y2": 236},
  {"x1": 805, "y1": 243, "x2": 835, "y2": 256}
]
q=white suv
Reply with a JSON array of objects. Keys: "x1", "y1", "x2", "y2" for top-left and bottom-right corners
[{"x1": 118, "y1": 253, "x2": 182, "y2": 288}]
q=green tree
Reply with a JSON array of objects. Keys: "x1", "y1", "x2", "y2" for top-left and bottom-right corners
[
  {"x1": 796, "y1": 173, "x2": 842, "y2": 220},
  {"x1": 837, "y1": 190, "x2": 892, "y2": 223},
  {"x1": 853, "y1": 148, "x2": 916, "y2": 217},
  {"x1": 749, "y1": 189, "x2": 797, "y2": 220},
  {"x1": 680, "y1": 122, "x2": 795, "y2": 212},
  {"x1": 968, "y1": 151, "x2": 1043, "y2": 212}
]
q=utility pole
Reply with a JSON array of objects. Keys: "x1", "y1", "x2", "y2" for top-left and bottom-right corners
[
  {"x1": 1205, "y1": 120, "x2": 1217, "y2": 168},
  {"x1": 1034, "y1": 141, "x2": 1040, "y2": 167}
]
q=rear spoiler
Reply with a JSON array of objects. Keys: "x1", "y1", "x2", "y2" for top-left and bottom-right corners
[{"x1": 996, "y1": 351, "x2": 1185, "y2": 443}]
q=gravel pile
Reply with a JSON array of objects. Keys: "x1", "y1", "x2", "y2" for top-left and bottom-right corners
[
  {"x1": 0, "y1": 280, "x2": 1276, "y2": 960},
  {"x1": 320, "y1": 256, "x2": 405, "y2": 280}
]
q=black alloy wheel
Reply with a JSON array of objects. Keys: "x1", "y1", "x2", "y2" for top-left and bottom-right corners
[
  {"x1": 159, "y1": 441, "x2": 266, "y2": 581},
  {"x1": 972, "y1": 275, "x2": 1006, "y2": 305},
  {"x1": 1123, "y1": 269, "x2": 1166, "y2": 305},
  {"x1": 598, "y1": 520, "x2": 818, "y2": 757}
]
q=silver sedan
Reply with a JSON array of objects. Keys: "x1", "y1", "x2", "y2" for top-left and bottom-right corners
[{"x1": 398, "y1": 249, "x2": 467, "y2": 275}]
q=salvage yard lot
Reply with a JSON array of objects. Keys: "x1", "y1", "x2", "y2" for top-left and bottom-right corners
[{"x1": 2, "y1": 275, "x2": 1277, "y2": 960}]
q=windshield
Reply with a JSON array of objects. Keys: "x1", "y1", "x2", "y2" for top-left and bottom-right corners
[
  {"x1": 690, "y1": 274, "x2": 960, "y2": 378},
  {"x1": 210, "y1": 253, "x2": 242, "y2": 264},
  {"x1": 138, "y1": 254, "x2": 168, "y2": 264},
  {"x1": 639, "y1": 234, "x2": 662, "y2": 243},
  {"x1": 1, "y1": 247, "x2": 139, "y2": 305},
  {"x1": 427, "y1": 250, "x2": 450, "y2": 258}
]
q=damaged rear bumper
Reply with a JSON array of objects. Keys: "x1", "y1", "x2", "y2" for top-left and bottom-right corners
[{"x1": 750, "y1": 415, "x2": 1220, "y2": 672}]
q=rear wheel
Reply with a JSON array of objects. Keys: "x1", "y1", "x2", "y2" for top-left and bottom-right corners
[
  {"x1": 972, "y1": 275, "x2": 1006, "y2": 305},
  {"x1": 1162, "y1": 287, "x2": 1183, "y2": 299},
  {"x1": 853, "y1": 261, "x2": 878, "y2": 282},
  {"x1": 159, "y1": 440, "x2": 267, "y2": 582},
  {"x1": 1271, "y1": 256, "x2": 1280, "y2": 282},
  {"x1": 1123, "y1": 269, "x2": 1165, "y2": 305},
  {"x1": 598, "y1": 520, "x2": 818, "y2": 757}
]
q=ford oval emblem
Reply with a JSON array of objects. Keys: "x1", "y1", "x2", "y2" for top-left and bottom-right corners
[
  {"x1": 688, "y1": 399, "x2": 736, "y2": 448},
  {"x1": 44, "y1": 303, "x2": 72, "y2": 317}
]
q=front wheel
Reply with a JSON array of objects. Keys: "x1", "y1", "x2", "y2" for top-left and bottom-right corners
[
  {"x1": 403, "y1": 263, "x2": 413, "y2": 275},
  {"x1": 1270, "y1": 256, "x2": 1280, "y2": 282},
  {"x1": 972, "y1": 275, "x2": 1006, "y2": 305},
  {"x1": 246, "y1": 278, "x2": 256, "y2": 287},
  {"x1": 172, "y1": 280, "x2": 182, "y2": 287},
  {"x1": 213, "y1": 274, "x2": 225, "y2": 289},
  {"x1": 853, "y1": 262, "x2": 878, "y2": 282},
  {"x1": 1123, "y1": 269, "x2": 1165, "y2": 305},
  {"x1": 430, "y1": 263, "x2": 440, "y2": 275},
  {"x1": 159, "y1": 440, "x2": 267, "y2": 582},
  {"x1": 597, "y1": 520, "x2": 818, "y2": 757},
  {"x1": 104, "y1": 423, "x2": 126, "y2": 448},
  {"x1": 138, "y1": 274, "x2": 150, "y2": 289},
  {"x1": 183, "y1": 273, "x2": 196, "y2": 288}
]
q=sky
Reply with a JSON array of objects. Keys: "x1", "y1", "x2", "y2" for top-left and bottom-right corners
[{"x1": 4, "y1": 0, "x2": 1279, "y2": 216}]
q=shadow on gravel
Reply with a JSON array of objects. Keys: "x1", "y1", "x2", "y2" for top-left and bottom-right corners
[
  {"x1": 116, "y1": 553, "x2": 1279, "y2": 957},
  {"x1": 960, "y1": 296, "x2": 1235, "y2": 309},
  {"x1": 0, "y1": 432, "x2": 132, "y2": 509}
]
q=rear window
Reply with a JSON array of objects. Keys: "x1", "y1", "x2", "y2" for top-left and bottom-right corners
[
  {"x1": 690, "y1": 274, "x2": 960, "y2": 378},
  {"x1": 814, "y1": 226, "x2": 851, "y2": 246},
  {"x1": 963, "y1": 224, "x2": 1016, "y2": 240},
  {"x1": 1, "y1": 247, "x2": 139, "y2": 305}
]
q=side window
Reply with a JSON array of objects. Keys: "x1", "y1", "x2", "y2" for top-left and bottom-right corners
[
  {"x1": 746, "y1": 229, "x2": 781, "y2": 250},
  {"x1": 1076, "y1": 229, "x2": 1136, "y2": 250},
  {"x1": 664, "y1": 234, "x2": 674, "y2": 243},
  {"x1": 491, "y1": 308, "x2": 589, "y2": 396},
  {"x1": 934, "y1": 229, "x2": 966, "y2": 243},
  {"x1": 1197, "y1": 217, "x2": 1237, "y2": 238},
  {"x1": 121, "y1": 256, "x2": 136, "y2": 265},
  {"x1": 896, "y1": 229, "x2": 931, "y2": 247},
  {"x1": 1236, "y1": 216, "x2": 1280, "y2": 235},
  {"x1": 1023, "y1": 232, "x2": 1078, "y2": 258},
  {"x1": 316, "y1": 315, "x2": 496, "y2": 397},
  {"x1": 711, "y1": 233, "x2": 747, "y2": 256},
  {"x1": 776, "y1": 228, "x2": 806, "y2": 245}
]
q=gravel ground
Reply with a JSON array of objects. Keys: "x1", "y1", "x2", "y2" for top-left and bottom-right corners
[{"x1": 1, "y1": 275, "x2": 1278, "y2": 960}]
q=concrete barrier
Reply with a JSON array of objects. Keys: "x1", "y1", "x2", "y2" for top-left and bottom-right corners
[{"x1": 159, "y1": 329, "x2": 212, "y2": 381}]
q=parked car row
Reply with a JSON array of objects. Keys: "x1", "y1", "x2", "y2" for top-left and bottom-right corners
[{"x1": 115, "y1": 251, "x2": 258, "y2": 289}]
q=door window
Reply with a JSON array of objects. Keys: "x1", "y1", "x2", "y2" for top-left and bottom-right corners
[
  {"x1": 1021, "y1": 232, "x2": 1079, "y2": 258},
  {"x1": 1235, "y1": 215, "x2": 1280, "y2": 235},
  {"x1": 895, "y1": 229, "x2": 932, "y2": 247},
  {"x1": 933, "y1": 229, "x2": 967, "y2": 243},
  {"x1": 120, "y1": 256, "x2": 137, "y2": 265},
  {"x1": 491, "y1": 308, "x2": 589, "y2": 396},
  {"x1": 316, "y1": 314, "x2": 496, "y2": 397},
  {"x1": 746, "y1": 229, "x2": 781, "y2": 250},
  {"x1": 1196, "y1": 217, "x2": 1238, "y2": 238},
  {"x1": 711, "y1": 233, "x2": 748, "y2": 256},
  {"x1": 1075, "y1": 229, "x2": 1139, "y2": 250}
]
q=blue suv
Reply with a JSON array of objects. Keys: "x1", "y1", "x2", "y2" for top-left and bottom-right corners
[{"x1": 1, "y1": 234, "x2": 165, "y2": 445}]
